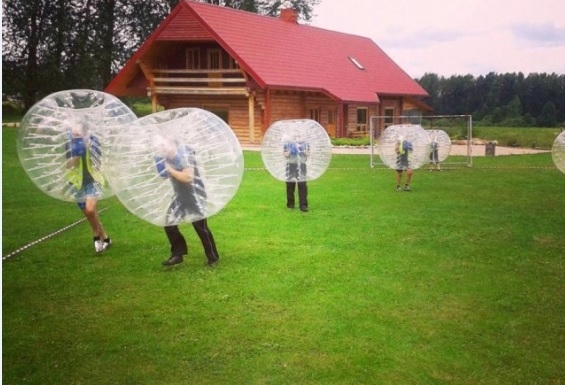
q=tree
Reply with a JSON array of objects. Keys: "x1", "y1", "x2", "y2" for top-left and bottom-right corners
[
  {"x1": 3, "y1": 0, "x2": 321, "y2": 110},
  {"x1": 2, "y1": 0, "x2": 56, "y2": 109},
  {"x1": 415, "y1": 72, "x2": 565, "y2": 127},
  {"x1": 537, "y1": 102, "x2": 557, "y2": 127},
  {"x1": 196, "y1": 0, "x2": 320, "y2": 21},
  {"x1": 2, "y1": 0, "x2": 174, "y2": 109},
  {"x1": 417, "y1": 73, "x2": 441, "y2": 109}
]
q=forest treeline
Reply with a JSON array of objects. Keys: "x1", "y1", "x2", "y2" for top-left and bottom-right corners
[
  {"x1": 2, "y1": 1, "x2": 564, "y2": 127},
  {"x1": 416, "y1": 72, "x2": 565, "y2": 127}
]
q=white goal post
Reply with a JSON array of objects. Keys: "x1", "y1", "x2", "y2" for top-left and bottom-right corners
[{"x1": 368, "y1": 114, "x2": 473, "y2": 168}]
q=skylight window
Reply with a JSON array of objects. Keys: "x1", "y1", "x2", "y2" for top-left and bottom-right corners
[{"x1": 348, "y1": 56, "x2": 365, "y2": 70}]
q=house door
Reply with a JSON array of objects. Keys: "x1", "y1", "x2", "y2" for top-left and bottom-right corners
[{"x1": 327, "y1": 109, "x2": 336, "y2": 138}]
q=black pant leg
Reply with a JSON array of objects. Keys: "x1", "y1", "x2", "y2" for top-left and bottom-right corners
[
  {"x1": 298, "y1": 163, "x2": 307, "y2": 180},
  {"x1": 164, "y1": 225, "x2": 188, "y2": 257},
  {"x1": 297, "y1": 181, "x2": 308, "y2": 209},
  {"x1": 286, "y1": 182, "x2": 296, "y2": 208},
  {"x1": 192, "y1": 218, "x2": 219, "y2": 263}
]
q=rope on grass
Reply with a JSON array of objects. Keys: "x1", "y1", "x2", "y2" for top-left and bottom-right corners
[
  {"x1": 2, "y1": 207, "x2": 108, "y2": 261},
  {"x1": 246, "y1": 166, "x2": 557, "y2": 171}
]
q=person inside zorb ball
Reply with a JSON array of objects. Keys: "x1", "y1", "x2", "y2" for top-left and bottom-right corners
[
  {"x1": 107, "y1": 108, "x2": 244, "y2": 227},
  {"x1": 377, "y1": 124, "x2": 430, "y2": 191},
  {"x1": 65, "y1": 123, "x2": 105, "y2": 200},
  {"x1": 427, "y1": 129, "x2": 451, "y2": 171},
  {"x1": 552, "y1": 130, "x2": 565, "y2": 174},
  {"x1": 16, "y1": 89, "x2": 137, "y2": 253},
  {"x1": 153, "y1": 135, "x2": 207, "y2": 224},
  {"x1": 17, "y1": 89, "x2": 136, "y2": 202},
  {"x1": 106, "y1": 108, "x2": 244, "y2": 266},
  {"x1": 261, "y1": 119, "x2": 332, "y2": 211}
]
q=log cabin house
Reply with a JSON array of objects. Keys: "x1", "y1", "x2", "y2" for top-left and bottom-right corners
[{"x1": 104, "y1": 0, "x2": 431, "y2": 144}]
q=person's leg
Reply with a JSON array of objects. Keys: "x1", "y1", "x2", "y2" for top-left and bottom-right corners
[
  {"x1": 298, "y1": 163, "x2": 307, "y2": 181},
  {"x1": 297, "y1": 181, "x2": 308, "y2": 211},
  {"x1": 405, "y1": 169, "x2": 413, "y2": 184},
  {"x1": 286, "y1": 181, "x2": 296, "y2": 208},
  {"x1": 81, "y1": 196, "x2": 111, "y2": 252},
  {"x1": 404, "y1": 169, "x2": 413, "y2": 191},
  {"x1": 79, "y1": 182, "x2": 111, "y2": 252},
  {"x1": 395, "y1": 170, "x2": 403, "y2": 191},
  {"x1": 163, "y1": 225, "x2": 187, "y2": 265},
  {"x1": 192, "y1": 218, "x2": 219, "y2": 265},
  {"x1": 80, "y1": 199, "x2": 102, "y2": 237}
]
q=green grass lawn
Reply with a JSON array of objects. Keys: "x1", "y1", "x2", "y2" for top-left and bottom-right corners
[
  {"x1": 474, "y1": 126, "x2": 562, "y2": 149},
  {"x1": 2, "y1": 127, "x2": 564, "y2": 384}
]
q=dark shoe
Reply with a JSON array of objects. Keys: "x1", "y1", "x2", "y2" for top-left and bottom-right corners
[
  {"x1": 101, "y1": 238, "x2": 112, "y2": 251},
  {"x1": 162, "y1": 255, "x2": 184, "y2": 266},
  {"x1": 300, "y1": 206, "x2": 308, "y2": 212},
  {"x1": 207, "y1": 257, "x2": 219, "y2": 266},
  {"x1": 287, "y1": 204, "x2": 295, "y2": 209}
]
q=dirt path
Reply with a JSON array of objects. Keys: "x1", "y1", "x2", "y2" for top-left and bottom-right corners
[{"x1": 242, "y1": 144, "x2": 550, "y2": 156}]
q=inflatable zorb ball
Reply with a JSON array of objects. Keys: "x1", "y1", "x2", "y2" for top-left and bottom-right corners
[
  {"x1": 261, "y1": 119, "x2": 332, "y2": 182},
  {"x1": 427, "y1": 129, "x2": 451, "y2": 163},
  {"x1": 378, "y1": 124, "x2": 430, "y2": 170},
  {"x1": 106, "y1": 108, "x2": 244, "y2": 226},
  {"x1": 552, "y1": 130, "x2": 565, "y2": 174},
  {"x1": 17, "y1": 89, "x2": 137, "y2": 202}
]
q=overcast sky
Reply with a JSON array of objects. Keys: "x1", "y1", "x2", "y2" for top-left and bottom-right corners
[{"x1": 310, "y1": 0, "x2": 565, "y2": 78}]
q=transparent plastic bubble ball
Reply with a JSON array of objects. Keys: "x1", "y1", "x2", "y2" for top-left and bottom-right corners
[
  {"x1": 16, "y1": 89, "x2": 137, "y2": 202},
  {"x1": 105, "y1": 108, "x2": 244, "y2": 227},
  {"x1": 378, "y1": 124, "x2": 430, "y2": 170},
  {"x1": 552, "y1": 130, "x2": 565, "y2": 174},
  {"x1": 427, "y1": 129, "x2": 452, "y2": 163},
  {"x1": 261, "y1": 119, "x2": 332, "y2": 182}
]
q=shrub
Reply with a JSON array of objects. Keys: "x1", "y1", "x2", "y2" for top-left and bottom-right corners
[
  {"x1": 2, "y1": 100, "x2": 23, "y2": 121},
  {"x1": 331, "y1": 137, "x2": 372, "y2": 146}
]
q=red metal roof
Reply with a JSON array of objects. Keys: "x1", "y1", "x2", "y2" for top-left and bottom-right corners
[{"x1": 105, "y1": 0, "x2": 428, "y2": 103}]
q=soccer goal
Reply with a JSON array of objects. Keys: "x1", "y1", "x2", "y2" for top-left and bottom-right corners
[{"x1": 368, "y1": 114, "x2": 473, "y2": 168}]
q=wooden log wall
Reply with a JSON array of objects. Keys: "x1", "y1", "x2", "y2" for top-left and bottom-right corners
[{"x1": 155, "y1": 91, "x2": 396, "y2": 144}]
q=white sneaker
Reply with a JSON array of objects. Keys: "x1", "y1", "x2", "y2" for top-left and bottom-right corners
[{"x1": 94, "y1": 240, "x2": 104, "y2": 253}]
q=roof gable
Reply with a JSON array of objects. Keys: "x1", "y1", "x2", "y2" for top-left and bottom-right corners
[
  {"x1": 156, "y1": 6, "x2": 213, "y2": 41},
  {"x1": 105, "y1": 0, "x2": 428, "y2": 103}
]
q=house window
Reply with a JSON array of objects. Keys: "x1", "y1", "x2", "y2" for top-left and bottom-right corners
[
  {"x1": 203, "y1": 106, "x2": 229, "y2": 124},
  {"x1": 186, "y1": 48, "x2": 200, "y2": 69},
  {"x1": 310, "y1": 108, "x2": 321, "y2": 123},
  {"x1": 208, "y1": 49, "x2": 221, "y2": 69},
  {"x1": 348, "y1": 56, "x2": 365, "y2": 70},
  {"x1": 384, "y1": 108, "x2": 395, "y2": 127},
  {"x1": 403, "y1": 108, "x2": 422, "y2": 124},
  {"x1": 356, "y1": 107, "x2": 368, "y2": 131}
]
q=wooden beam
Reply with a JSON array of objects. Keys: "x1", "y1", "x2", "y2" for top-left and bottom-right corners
[
  {"x1": 152, "y1": 87, "x2": 249, "y2": 96},
  {"x1": 265, "y1": 88, "x2": 272, "y2": 130},
  {"x1": 137, "y1": 60, "x2": 155, "y2": 88},
  {"x1": 137, "y1": 60, "x2": 158, "y2": 112},
  {"x1": 151, "y1": 69, "x2": 244, "y2": 75},
  {"x1": 248, "y1": 92, "x2": 255, "y2": 143},
  {"x1": 153, "y1": 77, "x2": 246, "y2": 84}
]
